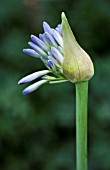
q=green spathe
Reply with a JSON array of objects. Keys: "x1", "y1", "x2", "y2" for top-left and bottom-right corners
[{"x1": 62, "y1": 12, "x2": 94, "y2": 83}]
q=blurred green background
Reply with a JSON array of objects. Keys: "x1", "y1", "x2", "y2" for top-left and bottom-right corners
[{"x1": 0, "y1": 0, "x2": 110, "y2": 170}]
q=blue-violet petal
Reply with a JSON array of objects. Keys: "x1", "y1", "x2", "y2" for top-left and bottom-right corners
[
  {"x1": 31, "y1": 35, "x2": 49, "y2": 51},
  {"x1": 22, "y1": 80, "x2": 48, "y2": 95},
  {"x1": 23, "y1": 49, "x2": 39, "y2": 57},
  {"x1": 18, "y1": 70, "x2": 50, "y2": 84},
  {"x1": 43, "y1": 21, "x2": 53, "y2": 35},
  {"x1": 51, "y1": 47, "x2": 63, "y2": 64},
  {"x1": 28, "y1": 42, "x2": 47, "y2": 56}
]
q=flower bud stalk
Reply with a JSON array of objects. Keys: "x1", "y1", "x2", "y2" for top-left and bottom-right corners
[{"x1": 76, "y1": 81, "x2": 88, "y2": 170}]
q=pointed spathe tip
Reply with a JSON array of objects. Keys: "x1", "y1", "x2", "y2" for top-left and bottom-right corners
[
  {"x1": 61, "y1": 12, "x2": 65, "y2": 18},
  {"x1": 61, "y1": 12, "x2": 69, "y2": 31},
  {"x1": 61, "y1": 12, "x2": 67, "y2": 22}
]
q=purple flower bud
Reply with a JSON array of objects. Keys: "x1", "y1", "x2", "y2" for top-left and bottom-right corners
[
  {"x1": 22, "y1": 80, "x2": 48, "y2": 95},
  {"x1": 51, "y1": 47, "x2": 63, "y2": 64},
  {"x1": 28, "y1": 42, "x2": 47, "y2": 56},
  {"x1": 44, "y1": 32, "x2": 57, "y2": 47},
  {"x1": 39, "y1": 33, "x2": 50, "y2": 46},
  {"x1": 23, "y1": 49, "x2": 39, "y2": 57},
  {"x1": 52, "y1": 29, "x2": 63, "y2": 47},
  {"x1": 31, "y1": 35, "x2": 49, "y2": 51},
  {"x1": 56, "y1": 24, "x2": 62, "y2": 35},
  {"x1": 18, "y1": 70, "x2": 50, "y2": 84},
  {"x1": 43, "y1": 21, "x2": 53, "y2": 35}
]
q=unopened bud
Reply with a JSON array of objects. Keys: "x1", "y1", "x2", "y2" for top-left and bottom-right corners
[{"x1": 62, "y1": 12, "x2": 94, "y2": 83}]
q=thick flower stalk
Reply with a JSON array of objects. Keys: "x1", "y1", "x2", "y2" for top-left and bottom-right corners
[{"x1": 18, "y1": 21, "x2": 67, "y2": 95}]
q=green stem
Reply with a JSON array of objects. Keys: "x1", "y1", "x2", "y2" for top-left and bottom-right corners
[{"x1": 76, "y1": 81, "x2": 88, "y2": 170}]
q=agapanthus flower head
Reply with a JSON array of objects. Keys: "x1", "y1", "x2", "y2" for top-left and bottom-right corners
[
  {"x1": 18, "y1": 20, "x2": 67, "y2": 95},
  {"x1": 18, "y1": 13, "x2": 94, "y2": 95}
]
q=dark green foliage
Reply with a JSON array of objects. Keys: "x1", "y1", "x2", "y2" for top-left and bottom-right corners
[{"x1": 0, "y1": 0, "x2": 110, "y2": 170}]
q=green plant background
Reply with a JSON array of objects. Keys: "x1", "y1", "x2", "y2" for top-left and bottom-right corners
[{"x1": 0, "y1": 0, "x2": 110, "y2": 170}]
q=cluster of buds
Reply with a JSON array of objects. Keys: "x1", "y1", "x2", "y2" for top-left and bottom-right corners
[{"x1": 18, "y1": 13, "x2": 94, "y2": 95}]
